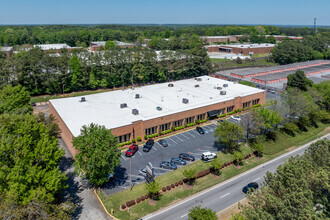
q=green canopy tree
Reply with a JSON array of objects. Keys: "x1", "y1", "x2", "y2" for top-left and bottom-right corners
[
  {"x1": 209, "y1": 158, "x2": 223, "y2": 175},
  {"x1": 287, "y1": 70, "x2": 313, "y2": 91},
  {"x1": 188, "y1": 206, "x2": 217, "y2": 220},
  {"x1": 145, "y1": 181, "x2": 161, "y2": 200},
  {"x1": 214, "y1": 121, "x2": 244, "y2": 153},
  {"x1": 0, "y1": 84, "x2": 32, "y2": 114},
  {"x1": 70, "y1": 55, "x2": 82, "y2": 91},
  {"x1": 182, "y1": 168, "x2": 197, "y2": 185},
  {"x1": 105, "y1": 40, "x2": 115, "y2": 50},
  {"x1": 73, "y1": 123, "x2": 121, "y2": 186}
]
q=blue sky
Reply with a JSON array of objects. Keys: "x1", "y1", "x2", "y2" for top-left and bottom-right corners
[{"x1": 0, "y1": 0, "x2": 329, "y2": 25}]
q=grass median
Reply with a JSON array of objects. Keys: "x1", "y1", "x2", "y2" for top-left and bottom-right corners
[{"x1": 98, "y1": 122, "x2": 329, "y2": 220}]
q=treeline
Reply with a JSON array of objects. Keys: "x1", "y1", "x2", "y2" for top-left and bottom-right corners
[
  {"x1": 1, "y1": 24, "x2": 328, "y2": 47},
  {"x1": 0, "y1": 85, "x2": 74, "y2": 219},
  {"x1": 272, "y1": 33, "x2": 330, "y2": 64},
  {"x1": 0, "y1": 37, "x2": 211, "y2": 95}
]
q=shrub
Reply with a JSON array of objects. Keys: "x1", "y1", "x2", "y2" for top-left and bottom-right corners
[
  {"x1": 175, "y1": 182, "x2": 179, "y2": 187},
  {"x1": 137, "y1": 136, "x2": 142, "y2": 142},
  {"x1": 121, "y1": 204, "x2": 126, "y2": 209},
  {"x1": 162, "y1": 187, "x2": 166, "y2": 192},
  {"x1": 233, "y1": 151, "x2": 245, "y2": 165},
  {"x1": 126, "y1": 200, "x2": 136, "y2": 207},
  {"x1": 234, "y1": 108, "x2": 241, "y2": 113},
  {"x1": 218, "y1": 113, "x2": 227, "y2": 118},
  {"x1": 167, "y1": 186, "x2": 171, "y2": 190},
  {"x1": 199, "y1": 119, "x2": 207, "y2": 123},
  {"x1": 140, "y1": 196, "x2": 145, "y2": 201},
  {"x1": 144, "y1": 194, "x2": 149, "y2": 199},
  {"x1": 252, "y1": 104, "x2": 261, "y2": 108},
  {"x1": 171, "y1": 184, "x2": 175, "y2": 188},
  {"x1": 132, "y1": 139, "x2": 136, "y2": 143},
  {"x1": 145, "y1": 181, "x2": 161, "y2": 200},
  {"x1": 175, "y1": 126, "x2": 184, "y2": 131},
  {"x1": 283, "y1": 122, "x2": 299, "y2": 136},
  {"x1": 136, "y1": 198, "x2": 140, "y2": 203},
  {"x1": 186, "y1": 122, "x2": 196, "y2": 127},
  {"x1": 227, "y1": 111, "x2": 235, "y2": 115},
  {"x1": 179, "y1": 180, "x2": 183, "y2": 185},
  {"x1": 126, "y1": 141, "x2": 132, "y2": 145},
  {"x1": 118, "y1": 143, "x2": 124, "y2": 147},
  {"x1": 144, "y1": 135, "x2": 148, "y2": 140},
  {"x1": 155, "y1": 133, "x2": 159, "y2": 137},
  {"x1": 195, "y1": 119, "x2": 200, "y2": 125},
  {"x1": 196, "y1": 169, "x2": 211, "y2": 178}
]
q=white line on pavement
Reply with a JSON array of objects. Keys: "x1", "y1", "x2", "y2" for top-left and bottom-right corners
[
  {"x1": 181, "y1": 213, "x2": 187, "y2": 218},
  {"x1": 168, "y1": 137, "x2": 177, "y2": 144},
  {"x1": 138, "y1": 151, "x2": 143, "y2": 156},
  {"x1": 187, "y1": 131, "x2": 195, "y2": 138},
  {"x1": 130, "y1": 174, "x2": 143, "y2": 178},
  {"x1": 252, "y1": 177, "x2": 260, "y2": 182},
  {"x1": 176, "y1": 135, "x2": 184, "y2": 142},
  {"x1": 220, "y1": 193, "x2": 230, "y2": 198},
  {"x1": 153, "y1": 147, "x2": 157, "y2": 151},
  {"x1": 180, "y1": 133, "x2": 190, "y2": 140},
  {"x1": 121, "y1": 155, "x2": 126, "y2": 161}
]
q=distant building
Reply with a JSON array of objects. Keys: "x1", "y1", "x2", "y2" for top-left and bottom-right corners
[
  {"x1": 0, "y1": 46, "x2": 14, "y2": 57},
  {"x1": 90, "y1": 41, "x2": 135, "y2": 51},
  {"x1": 200, "y1": 36, "x2": 237, "y2": 44},
  {"x1": 33, "y1": 44, "x2": 82, "y2": 53},
  {"x1": 205, "y1": 43, "x2": 275, "y2": 55}
]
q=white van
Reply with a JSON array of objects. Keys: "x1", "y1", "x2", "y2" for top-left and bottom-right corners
[{"x1": 201, "y1": 152, "x2": 217, "y2": 162}]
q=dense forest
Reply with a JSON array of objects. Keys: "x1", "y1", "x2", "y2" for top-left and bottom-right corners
[{"x1": 0, "y1": 24, "x2": 329, "y2": 47}]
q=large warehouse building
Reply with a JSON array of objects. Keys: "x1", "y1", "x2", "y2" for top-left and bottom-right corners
[
  {"x1": 50, "y1": 76, "x2": 266, "y2": 156},
  {"x1": 205, "y1": 43, "x2": 275, "y2": 55}
]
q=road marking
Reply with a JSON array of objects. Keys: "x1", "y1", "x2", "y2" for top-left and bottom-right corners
[
  {"x1": 142, "y1": 133, "x2": 330, "y2": 220},
  {"x1": 181, "y1": 213, "x2": 187, "y2": 218},
  {"x1": 176, "y1": 135, "x2": 185, "y2": 142},
  {"x1": 153, "y1": 147, "x2": 157, "y2": 151},
  {"x1": 187, "y1": 131, "x2": 195, "y2": 138},
  {"x1": 220, "y1": 193, "x2": 230, "y2": 198},
  {"x1": 138, "y1": 151, "x2": 142, "y2": 156},
  {"x1": 121, "y1": 155, "x2": 126, "y2": 161},
  {"x1": 117, "y1": 186, "x2": 127, "y2": 189},
  {"x1": 203, "y1": 146, "x2": 213, "y2": 149},
  {"x1": 130, "y1": 174, "x2": 143, "y2": 178},
  {"x1": 168, "y1": 137, "x2": 177, "y2": 144},
  {"x1": 216, "y1": 198, "x2": 247, "y2": 215},
  {"x1": 252, "y1": 177, "x2": 260, "y2": 182},
  {"x1": 153, "y1": 167, "x2": 172, "y2": 171},
  {"x1": 189, "y1": 152, "x2": 201, "y2": 155},
  {"x1": 181, "y1": 133, "x2": 190, "y2": 140}
]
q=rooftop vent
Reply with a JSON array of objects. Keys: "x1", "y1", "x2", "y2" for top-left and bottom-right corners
[
  {"x1": 196, "y1": 78, "x2": 202, "y2": 81},
  {"x1": 156, "y1": 106, "x2": 162, "y2": 111},
  {"x1": 120, "y1": 103, "x2": 127, "y2": 108},
  {"x1": 80, "y1": 97, "x2": 86, "y2": 102},
  {"x1": 223, "y1": 84, "x2": 228, "y2": 87},
  {"x1": 217, "y1": 87, "x2": 222, "y2": 90},
  {"x1": 135, "y1": 94, "x2": 140, "y2": 99},
  {"x1": 132, "y1": 109, "x2": 139, "y2": 115},
  {"x1": 220, "y1": 91, "x2": 227, "y2": 95},
  {"x1": 182, "y1": 98, "x2": 189, "y2": 104},
  {"x1": 195, "y1": 84, "x2": 199, "y2": 88},
  {"x1": 168, "y1": 83, "x2": 174, "y2": 87}
]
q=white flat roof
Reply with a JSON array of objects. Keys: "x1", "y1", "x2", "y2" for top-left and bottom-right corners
[
  {"x1": 0, "y1": 46, "x2": 13, "y2": 52},
  {"x1": 50, "y1": 76, "x2": 264, "y2": 137},
  {"x1": 221, "y1": 43, "x2": 275, "y2": 49},
  {"x1": 34, "y1": 44, "x2": 70, "y2": 50}
]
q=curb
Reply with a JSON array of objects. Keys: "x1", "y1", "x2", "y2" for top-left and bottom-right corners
[{"x1": 93, "y1": 189, "x2": 119, "y2": 220}]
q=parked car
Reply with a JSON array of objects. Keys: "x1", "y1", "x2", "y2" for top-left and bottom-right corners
[
  {"x1": 160, "y1": 161, "x2": 177, "y2": 170},
  {"x1": 196, "y1": 126, "x2": 205, "y2": 134},
  {"x1": 179, "y1": 153, "x2": 195, "y2": 161},
  {"x1": 231, "y1": 115, "x2": 241, "y2": 122},
  {"x1": 125, "y1": 144, "x2": 139, "y2": 157},
  {"x1": 139, "y1": 168, "x2": 147, "y2": 176},
  {"x1": 271, "y1": 89, "x2": 275, "y2": 94},
  {"x1": 267, "y1": 89, "x2": 271, "y2": 93},
  {"x1": 170, "y1": 157, "x2": 186, "y2": 165},
  {"x1": 31, "y1": 102, "x2": 36, "y2": 107},
  {"x1": 242, "y1": 182, "x2": 259, "y2": 194},
  {"x1": 201, "y1": 152, "x2": 217, "y2": 163},
  {"x1": 158, "y1": 139, "x2": 168, "y2": 147},
  {"x1": 143, "y1": 139, "x2": 154, "y2": 152},
  {"x1": 218, "y1": 119, "x2": 224, "y2": 123}
]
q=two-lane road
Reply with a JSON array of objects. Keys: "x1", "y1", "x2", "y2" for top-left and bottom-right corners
[{"x1": 144, "y1": 134, "x2": 329, "y2": 220}]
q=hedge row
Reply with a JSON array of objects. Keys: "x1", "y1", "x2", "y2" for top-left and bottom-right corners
[
  {"x1": 161, "y1": 129, "x2": 172, "y2": 135},
  {"x1": 119, "y1": 141, "x2": 132, "y2": 147},
  {"x1": 227, "y1": 111, "x2": 235, "y2": 115},
  {"x1": 218, "y1": 113, "x2": 227, "y2": 118},
  {"x1": 174, "y1": 126, "x2": 184, "y2": 131},
  {"x1": 252, "y1": 104, "x2": 261, "y2": 108},
  {"x1": 185, "y1": 122, "x2": 196, "y2": 127}
]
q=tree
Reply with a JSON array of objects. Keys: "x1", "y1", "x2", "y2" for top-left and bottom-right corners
[
  {"x1": 70, "y1": 55, "x2": 82, "y2": 91},
  {"x1": 145, "y1": 181, "x2": 161, "y2": 200},
  {"x1": 241, "y1": 110, "x2": 264, "y2": 141},
  {"x1": 105, "y1": 40, "x2": 115, "y2": 50},
  {"x1": 255, "y1": 107, "x2": 282, "y2": 131},
  {"x1": 73, "y1": 123, "x2": 121, "y2": 186},
  {"x1": 188, "y1": 206, "x2": 217, "y2": 220},
  {"x1": 233, "y1": 151, "x2": 245, "y2": 166},
  {"x1": 182, "y1": 168, "x2": 197, "y2": 185},
  {"x1": 250, "y1": 140, "x2": 265, "y2": 157},
  {"x1": 214, "y1": 121, "x2": 244, "y2": 152},
  {"x1": 36, "y1": 112, "x2": 60, "y2": 138},
  {"x1": 230, "y1": 213, "x2": 246, "y2": 220},
  {"x1": 0, "y1": 84, "x2": 32, "y2": 114},
  {"x1": 209, "y1": 158, "x2": 223, "y2": 175},
  {"x1": 287, "y1": 70, "x2": 313, "y2": 91}
]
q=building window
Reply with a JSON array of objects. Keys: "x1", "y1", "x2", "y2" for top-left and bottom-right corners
[
  {"x1": 196, "y1": 113, "x2": 206, "y2": 120},
  {"x1": 145, "y1": 126, "x2": 158, "y2": 136},
  {"x1": 185, "y1": 116, "x2": 195, "y2": 124},
  {"x1": 243, "y1": 101, "x2": 251, "y2": 108},
  {"x1": 227, "y1": 106, "x2": 234, "y2": 113},
  {"x1": 218, "y1": 108, "x2": 225, "y2": 115},
  {"x1": 159, "y1": 123, "x2": 171, "y2": 132},
  {"x1": 118, "y1": 133, "x2": 131, "y2": 143},
  {"x1": 173, "y1": 119, "x2": 183, "y2": 127},
  {"x1": 252, "y1": 99, "x2": 260, "y2": 105}
]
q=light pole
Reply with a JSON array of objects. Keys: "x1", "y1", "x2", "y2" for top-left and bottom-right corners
[
  {"x1": 130, "y1": 157, "x2": 132, "y2": 189},
  {"x1": 62, "y1": 83, "x2": 65, "y2": 94}
]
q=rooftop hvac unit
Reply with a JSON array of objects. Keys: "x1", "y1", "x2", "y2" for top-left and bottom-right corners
[
  {"x1": 220, "y1": 91, "x2": 227, "y2": 95},
  {"x1": 135, "y1": 94, "x2": 140, "y2": 99},
  {"x1": 217, "y1": 87, "x2": 222, "y2": 90},
  {"x1": 132, "y1": 109, "x2": 139, "y2": 115},
  {"x1": 120, "y1": 103, "x2": 127, "y2": 108},
  {"x1": 196, "y1": 78, "x2": 202, "y2": 81},
  {"x1": 156, "y1": 106, "x2": 162, "y2": 111},
  {"x1": 182, "y1": 98, "x2": 189, "y2": 104},
  {"x1": 195, "y1": 84, "x2": 199, "y2": 88},
  {"x1": 80, "y1": 97, "x2": 86, "y2": 102},
  {"x1": 168, "y1": 83, "x2": 174, "y2": 87},
  {"x1": 223, "y1": 84, "x2": 228, "y2": 87}
]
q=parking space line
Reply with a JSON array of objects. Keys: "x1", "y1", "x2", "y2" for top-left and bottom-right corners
[
  {"x1": 153, "y1": 147, "x2": 157, "y2": 151},
  {"x1": 180, "y1": 133, "x2": 190, "y2": 140},
  {"x1": 121, "y1": 155, "x2": 126, "y2": 161},
  {"x1": 130, "y1": 174, "x2": 143, "y2": 178},
  {"x1": 203, "y1": 146, "x2": 213, "y2": 149},
  {"x1": 252, "y1": 177, "x2": 260, "y2": 182},
  {"x1": 154, "y1": 167, "x2": 172, "y2": 171},
  {"x1": 175, "y1": 135, "x2": 184, "y2": 142},
  {"x1": 117, "y1": 186, "x2": 127, "y2": 189},
  {"x1": 186, "y1": 131, "x2": 195, "y2": 138},
  {"x1": 220, "y1": 193, "x2": 230, "y2": 198},
  {"x1": 168, "y1": 137, "x2": 177, "y2": 144},
  {"x1": 138, "y1": 151, "x2": 142, "y2": 156}
]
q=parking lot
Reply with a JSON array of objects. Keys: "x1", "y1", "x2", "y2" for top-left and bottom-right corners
[{"x1": 102, "y1": 115, "x2": 249, "y2": 196}]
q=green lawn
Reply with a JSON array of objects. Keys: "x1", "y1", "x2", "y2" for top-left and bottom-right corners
[
  {"x1": 210, "y1": 58, "x2": 231, "y2": 63},
  {"x1": 251, "y1": 53, "x2": 270, "y2": 58},
  {"x1": 214, "y1": 59, "x2": 276, "y2": 70},
  {"x1": 99, "y1": 122, "x2": 329, "y2": 220}
]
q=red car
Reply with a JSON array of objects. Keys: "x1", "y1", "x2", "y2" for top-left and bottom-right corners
[{"x1": 125, "y1": 144, "x2": 139, "y2": 157}]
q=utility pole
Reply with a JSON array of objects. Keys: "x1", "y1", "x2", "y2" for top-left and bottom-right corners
[
  {"x1": 314, "y1": 18, "x2": 317, "y2": 35},
  {"x1": 130, "y1": 157, "x2": 132, "y2": 189}
]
